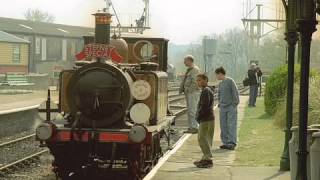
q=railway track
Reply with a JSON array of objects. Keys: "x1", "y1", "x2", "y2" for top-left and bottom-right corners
[
  {"x1": 0, "y1": 134, "x2": 35, "y2": 148},
  {"x1": 0, "y1": 133, "x2": 48, "y2": 177},
  {"x1": 0, "y1": 150, "x2": 48, "y2": 176}
]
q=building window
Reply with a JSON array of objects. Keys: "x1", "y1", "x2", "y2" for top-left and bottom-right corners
[
  {"x1": 62, "y1": 39, "x2": 67, "y2": 61},
  {"x1": 35, "y1": 37, "x2": 40, "y2": 54},
  {"x1": 12, "y1": 44, "x2": 21, "y2": 62},
  {"x1": 41, "y1": 38, "x2": 47, "y2": 61}
]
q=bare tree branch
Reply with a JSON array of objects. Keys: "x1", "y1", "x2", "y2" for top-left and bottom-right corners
[{"x1": 24, "y1": 8, "x2": 55, "y2": 23}]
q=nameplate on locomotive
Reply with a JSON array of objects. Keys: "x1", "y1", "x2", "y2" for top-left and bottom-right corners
[{"x1": 75, "y1": 43, "x2": 123, "y2": 63}]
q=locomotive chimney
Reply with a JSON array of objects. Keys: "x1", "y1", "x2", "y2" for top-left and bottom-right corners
[{"x1": 93, "y1": 12, "x2": 112, "y2": 44}]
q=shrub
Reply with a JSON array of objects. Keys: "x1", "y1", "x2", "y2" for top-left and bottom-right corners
[
  {"x1": 274, "y1": 76, "x2": 320, "y2": 128},
  {"x1": 264, "y1": 65, "x2": 288, "y2": 115},
  {"x1": 264, "y1": 64, "x2": 314, "y2": 115}
]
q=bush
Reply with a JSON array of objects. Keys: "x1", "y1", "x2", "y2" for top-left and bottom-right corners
[
  {"x1": 264, "y1": 64, "x2": 314, "y2": 115},
  {"x1": 264, "y1": 65, "x2": 288, "y2": 115},
  {"x1": 274, "y1": 76, "x2": 320, "y2": 128}
]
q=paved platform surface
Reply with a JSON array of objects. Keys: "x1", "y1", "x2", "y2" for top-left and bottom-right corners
[
  {"x1": 151, "y1": 96, "x2": 291, "y2": 180},
  {"x1": 0, "y1": 91, "x2": 58, "y2": 113}
]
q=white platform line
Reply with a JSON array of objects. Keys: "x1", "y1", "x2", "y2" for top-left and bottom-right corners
[
  {"x1": 143, "y1": 133, "x2": 192, "y2": 180},
  {"x1": 144, "y1": 104, "x2": 219, "y2": 180},
  {"x1": 0, "y1": 104, "x2": 40, "y2": 115}
]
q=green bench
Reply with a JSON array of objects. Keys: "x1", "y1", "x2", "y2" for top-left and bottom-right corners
[{"x1": 1, "y1": 73, "x2": 34, "y2": 86}]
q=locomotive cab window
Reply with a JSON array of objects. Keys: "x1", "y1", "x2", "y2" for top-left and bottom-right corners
[{"x1": 133, "y1": 40, "x2": 157, "y2": 62}]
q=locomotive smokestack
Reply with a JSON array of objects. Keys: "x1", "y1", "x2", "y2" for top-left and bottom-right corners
[{"x1": 93, "y1": 12, "x2": 112, "y2": 44}]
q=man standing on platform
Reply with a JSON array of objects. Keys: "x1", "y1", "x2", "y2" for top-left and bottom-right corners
[
  {"x1": 215, "y1": 67, "x2": 239, "y2": 150},
  {"x1": 247, "y1": 63, "x2": 258, "y2": 107},
  {"x1": 179, "y1": 55, "x2": 201, "y2": 134},
  {"x1": 194, "y1": 74, "x2": 214, "y2": 168}
]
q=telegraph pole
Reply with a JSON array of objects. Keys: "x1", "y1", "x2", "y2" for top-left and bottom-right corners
[{"x1": 242, "y1": 2, "x2": 285, "y2": 63}]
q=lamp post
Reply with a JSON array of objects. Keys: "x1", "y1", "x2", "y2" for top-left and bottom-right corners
[
  {"x1": 296, "y1": 0, "x2": 317, "y2": 179},
  {"x1": 279, "y1": 0, "x2": 298, "y2": 171}
]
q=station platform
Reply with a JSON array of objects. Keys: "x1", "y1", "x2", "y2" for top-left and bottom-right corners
[
  {"x1": 0, "y1": 91, "x2": 58, "y2": 114},
  {"x1": 147, "y1": 96, "x2": 291, "y2": 180}
]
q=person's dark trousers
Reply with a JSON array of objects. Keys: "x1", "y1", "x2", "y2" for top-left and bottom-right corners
[
  {"x1": 198, "y1": 121, "x2": 215, "y2": 160},
  {"x1": 249, "y1": 84, "x2": 258, "y2": 106}
]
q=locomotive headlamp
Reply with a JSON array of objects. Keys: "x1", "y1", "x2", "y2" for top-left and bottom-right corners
[
  {"x1": 36, "y1": 123, "x2": 54, "y2": 141},
  {"x1": 131, "y1": 80, "x2": 151, "y2": 100},
  {"x1": 129, "y1": 125, "x2": 147, "y2": 143},
  {"x1": 129, "y1": 103, "x2": 150, "y2": 124}
]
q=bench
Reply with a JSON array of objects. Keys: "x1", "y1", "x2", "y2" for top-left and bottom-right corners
[{"x1": 0, "y1": 73, "x2": 35, "y2": 86}]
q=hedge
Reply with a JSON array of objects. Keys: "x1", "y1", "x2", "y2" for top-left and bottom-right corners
[
  {"x1": 274, "y1": 76, "x2": 320, "y2": 128},
  {"x1": 264, "y1": 64, "x2": 315, "y2": 115}
]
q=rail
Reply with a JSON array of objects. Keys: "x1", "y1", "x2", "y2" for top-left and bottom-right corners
[
  {"x1": 0, "y1": 134, "x2": 35, "y2": 148},
  {"x1": 0, "y1": 150, "x2": 48, "y2": 175},
  {"x1": 0, "y1": 133, "x2": 47, "y2": 176}
]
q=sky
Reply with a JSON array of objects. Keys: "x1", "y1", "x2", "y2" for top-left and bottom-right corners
[{"x1": 0, "y1": 0, "x2": 251, "y2": 44}]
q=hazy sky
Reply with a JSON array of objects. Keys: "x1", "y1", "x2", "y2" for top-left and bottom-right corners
[{"x1": 0, "y1": 0, "x2": 246, "y2": 44}]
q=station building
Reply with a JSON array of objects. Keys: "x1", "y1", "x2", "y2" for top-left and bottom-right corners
[
  {"x1": 0, "y1": 31, "x2": 30, "y2": 74},
  {"x1": 0, "y1": 17, "x2": 93, "y2": 75}
]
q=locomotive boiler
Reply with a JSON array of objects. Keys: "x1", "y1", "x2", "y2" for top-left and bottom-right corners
[{"x1": 36, "y1": 12, "x2": 173, "y2": 180}]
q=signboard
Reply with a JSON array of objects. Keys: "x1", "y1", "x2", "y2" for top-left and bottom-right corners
[{"x1": 75, "y1": 43, "x2": 123, "y2": 63}]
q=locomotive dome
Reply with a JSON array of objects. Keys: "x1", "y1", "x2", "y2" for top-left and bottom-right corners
[{"x1": 110, "y1": 36, "x2": 129, "y2": 62}]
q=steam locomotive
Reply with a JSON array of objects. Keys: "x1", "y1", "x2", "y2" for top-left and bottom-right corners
[{"x1": 36, "y1": 12, "x2": 174, "y2": 180}]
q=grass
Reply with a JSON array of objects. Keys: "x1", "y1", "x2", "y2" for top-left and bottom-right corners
[{"x1": 234, "y1": 97, "x2": 284, "y2": 166}]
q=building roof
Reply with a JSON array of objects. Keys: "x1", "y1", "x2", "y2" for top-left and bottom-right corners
[
  {"x1": 0, "y1": 31, "x2": 29, "y2": 43},
  {"x1": 0, "y1": 16, "x2": 166, "y2": 40},
  {"x1": 0, "y1": 17, "x2": 94, "y2": 38}
]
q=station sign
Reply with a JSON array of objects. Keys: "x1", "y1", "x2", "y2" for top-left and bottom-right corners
[{"x1": 75, "y1": 43, "x2": 123, "y2": 63}]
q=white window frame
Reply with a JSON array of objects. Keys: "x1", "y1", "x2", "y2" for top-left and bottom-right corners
[
  {"x1": 41, "y1": 38, "x2": 47, "y2": 61},
  {"x1": 35, "y1": 37, "x2": 40, "y2": 54},
  {"x1": 62, "y1": 39, "x2": 67, "y2": 61},
  {"x1": 12, "y1": 44, "x2": 21, "y2": 62}
]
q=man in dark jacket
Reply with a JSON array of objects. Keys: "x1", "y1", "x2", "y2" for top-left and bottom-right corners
[
  {"x1": 248, "y1": 63, "x2": 258, "y2": 107},
  {"x1": 193, "y1": 74, "x2": 214, "y2": 168}
]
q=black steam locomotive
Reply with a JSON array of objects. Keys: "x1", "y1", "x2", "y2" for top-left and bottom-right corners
[{"x1": 36, "y1": 12, "x2": 174, "y2": 180}]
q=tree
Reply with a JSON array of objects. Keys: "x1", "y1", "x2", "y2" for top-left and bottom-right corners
[
  {"x1": 215, "y1": 28, "x2": 250, "y2": 81},
  {"x1": 24, "y1": 8, "x2": 55, "y2": 23},
  {"x1": 255, "y1": 32, "x2": 287, "y2": 72}
]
